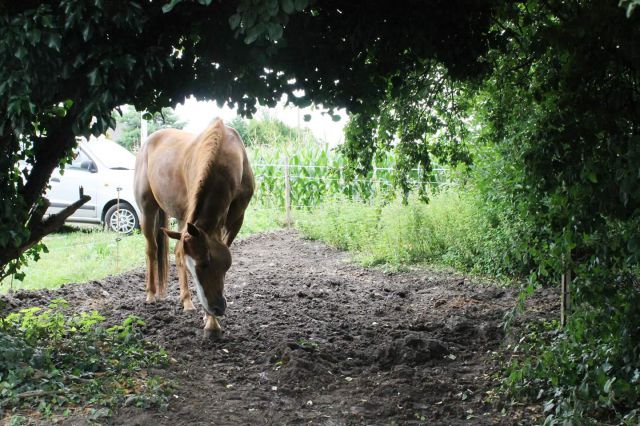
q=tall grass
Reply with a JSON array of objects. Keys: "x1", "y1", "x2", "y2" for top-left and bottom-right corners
[{"x1": 295, "y1": 188, "x2": 526, "y2": 279}]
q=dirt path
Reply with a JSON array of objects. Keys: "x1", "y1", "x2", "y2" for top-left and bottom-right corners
[{"x1": 3, "y1": 230, "x2": 554, "y2": 425}]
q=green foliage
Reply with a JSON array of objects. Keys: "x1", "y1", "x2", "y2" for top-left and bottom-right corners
[
  {"x1": 342, "y1": 66, "x2": 474, "y2": 199},
  {"x1": 620, "y1": 0, "x2": 640, "y2": 17},
  {"x1": 473, "y1": 4, "x2": 640, "y2": 420},
  {"x1": 504, "y1": 297, "x2": 640, "y2": 424},
  {"x1": 249, "y1": 142, "x2": 435, "y2": 210},
  {"x1": 230, "y1": 114, "x2": 315, "y2": 148},
  {"x1": 227, "y1": 0, "x2": 309, "y2": 43},
  {"x1": 112, "y1": 105, "x2": 186, "y2": 151},
  {"x1": 0, "y1": 299, "x2": 171, "y2": 420}
]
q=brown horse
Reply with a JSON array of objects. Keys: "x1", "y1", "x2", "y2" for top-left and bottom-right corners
[{"x1": 134, "y1": 118, "x2": 254, "y2": 338}]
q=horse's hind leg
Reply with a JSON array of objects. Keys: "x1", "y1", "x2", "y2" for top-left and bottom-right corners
[
  {"x1": 140, "y1": 210, "x2": 159, "y2": 303},
  {"x1": 176, "y1": 220, "x2": 195, "y2": 311},
  {"x1": 155, "y1": 210, "x2": 169, "y2": 300}
]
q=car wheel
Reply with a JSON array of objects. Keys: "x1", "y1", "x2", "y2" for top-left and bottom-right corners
[{"x1": 105, "y1": 202, "x2": 139, "y2": 234}]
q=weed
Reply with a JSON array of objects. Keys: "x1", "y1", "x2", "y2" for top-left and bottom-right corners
[{"x1": 0, "y1": 300, "x2": 171, "y2": 422}]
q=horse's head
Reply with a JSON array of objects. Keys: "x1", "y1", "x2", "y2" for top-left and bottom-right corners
[{"x1": 163, "y1": 223, "x2": 231, "y2": 316}]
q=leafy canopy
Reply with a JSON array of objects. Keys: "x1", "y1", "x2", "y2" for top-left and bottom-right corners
[{"x1": 0, "y1": 0, "x2": 496, "y2": 277}]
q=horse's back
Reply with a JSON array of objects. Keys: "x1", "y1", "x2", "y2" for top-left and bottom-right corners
[
  {"x1": 134, "y1": 121, "x2": 253, "y2": 223},
  {"x1": 134, "y1": 128, "x2": 194, "y2": 220}
]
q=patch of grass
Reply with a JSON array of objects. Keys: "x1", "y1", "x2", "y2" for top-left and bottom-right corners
[
  {"x1": 0, "y1": 299, "x2": 171, "y2": 423},
  {"x1": 238, "y1": 205, "x2": 285, "y2": 237},
  {"x1": 2, "y1": 208, "x2": 282, "y2": 293},
  {"x1": 1, "y1": 228, "x2": 147, "y2": 293}
]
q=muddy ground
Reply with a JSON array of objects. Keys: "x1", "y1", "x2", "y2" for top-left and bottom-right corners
[{"x1": 2, "y1": 230, "x2": 555, "y2": 425}]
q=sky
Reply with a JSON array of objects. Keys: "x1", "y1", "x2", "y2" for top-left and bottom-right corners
[{"x1": 174, "y1": 95, "x2": 348, "y2": 147}]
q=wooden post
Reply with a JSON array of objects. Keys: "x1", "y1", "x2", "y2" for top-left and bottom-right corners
[
  {"x1": 115, "y1": 187, "x2": 122, "y2": 272},
  {"x1": 284, "y1": 156, "x2": 292, "y2": 226},
  {"x1": 561, "y1": 266, "x2": 572, "y2": 327}
]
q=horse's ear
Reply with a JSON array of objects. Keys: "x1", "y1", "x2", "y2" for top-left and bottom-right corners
[
  {"x1": 161, "y1": 227, "x2": 182, "y2": 240},
  {"x1": 187, "y1": 222, "x2": 201, "y2": 238}
]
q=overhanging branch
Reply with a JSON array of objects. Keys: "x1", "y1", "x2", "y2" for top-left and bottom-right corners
[{"x1": 0, "y1": 194, "x2": 91, "y2": 280}]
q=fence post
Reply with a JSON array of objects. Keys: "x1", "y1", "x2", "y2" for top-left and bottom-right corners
[
  {"x1": 560, "y1": 254, "x2": 572, "y2": 327},
  {"x1": 284, "y1": 156, "x2": 292, "y2": 226},
  {"x1": 115, "y1": 187, "x2": 122, "y2": 272}
]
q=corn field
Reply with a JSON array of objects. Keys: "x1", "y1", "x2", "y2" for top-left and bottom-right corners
[{"x1": 247, "y1": 143, "x2": 450, "y2": 210}]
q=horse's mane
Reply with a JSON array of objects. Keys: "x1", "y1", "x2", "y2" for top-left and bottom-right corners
[{"x1": 185, "y1": 118, "x2": 224, "y2": 223}]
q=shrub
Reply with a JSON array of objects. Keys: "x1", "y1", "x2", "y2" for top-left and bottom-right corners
[{"x1": 0, "y1": 299, "x2": 171, "y2": 421}]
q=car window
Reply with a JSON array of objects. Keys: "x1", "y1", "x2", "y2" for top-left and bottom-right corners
[
  {"x1": 84, "y1": 141, "x2": 135, "y2": 170},
  {"x1": 68, "y1": 149, "x2": 94, "y2": 171}
]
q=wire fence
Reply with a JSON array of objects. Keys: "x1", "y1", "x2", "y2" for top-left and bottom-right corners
[{"x1": 248, "y1": 161, "x2": 453, "y2": 219}]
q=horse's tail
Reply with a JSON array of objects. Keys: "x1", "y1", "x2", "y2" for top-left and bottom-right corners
[{"x1": 156, "y1": 209, "x2": 169, "y2": 289}]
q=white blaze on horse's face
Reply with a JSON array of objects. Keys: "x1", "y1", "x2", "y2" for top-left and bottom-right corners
[
  {"x1": 177, "y1": 223, "x2": 231, "y2": 317},
  {"x1": 184, "y1": 254, "x2": 214, "y2": 315},
  {"x1": 164, "y1": 223, "x2": 232, "y2": 316}
]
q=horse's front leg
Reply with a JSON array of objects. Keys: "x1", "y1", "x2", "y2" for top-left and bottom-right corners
[
  {"x1": 141, "y1": 218, "x2": 157, "y2": 303},
  {"x1": 203, "y1": 314, "x2": 223, "y2": 340},
  {"x1": 176, "y1": 257, "x2": 195, "y2": 311}
]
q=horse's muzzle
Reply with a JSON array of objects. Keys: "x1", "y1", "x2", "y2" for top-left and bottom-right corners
[{"x1": 212, "y1": 296, "x2": 227, "y2": 317}]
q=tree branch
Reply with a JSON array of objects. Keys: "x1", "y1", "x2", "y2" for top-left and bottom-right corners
[
  {"x1": 19, "y1": 114, "x2": 77, "y2": 210},
  {"x1": 39, "y1": 195, "x2": 91, "y2": 235},
  {"x1": 0, "y1": 195, "x2": 91, "y2": 279}
]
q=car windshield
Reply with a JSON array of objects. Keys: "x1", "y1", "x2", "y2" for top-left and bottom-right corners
[{"x1": 83, "y1": 138, "x2": 136, "y2": 170}]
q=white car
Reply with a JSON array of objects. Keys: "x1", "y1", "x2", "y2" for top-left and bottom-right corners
[{"x1": 45, "y1": 136, "x2": 141, "y2": 234}]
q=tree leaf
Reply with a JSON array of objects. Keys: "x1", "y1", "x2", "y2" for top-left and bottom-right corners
[
  {"x1": 604, "y1": 377, "x2": 616, "y2": 394},
  {"x1": 87, "y1": 69, "x2": 100, "y2": 86},
  {"x1": 266, "y1": 23, "x2": 283, "y2": 41},
  {"x1": 294, "y1": 0, "x2": 308, "y2": 11},
  {"x1": 244, "y1": 23, "x2": 265, "y2": 44},
  {"x1": 281, "y1": 0, "x2": 294, "y2": 14},
  {"x1": 266, "y1": 0, "x2": 279, "y2": 16},
  {"x1": 229, "y1": 14, "x2": 241, "y2": 30},
  {"x1": 162, "y1": 0, "x2": 182, "y2": 13},
  {"x1": 14, "y1": 47, "x2": 28, "y2": 60},
  {"x1": 46, "y1": 34, "x2": 62, "y2": 51},
  {"x1": 82, "y1": 24, "x2": 92, "y2": 42}
]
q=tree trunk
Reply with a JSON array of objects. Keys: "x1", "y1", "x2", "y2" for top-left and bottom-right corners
[{"x1": 0, "y1": 113, "x2": 88, "y2": 279}]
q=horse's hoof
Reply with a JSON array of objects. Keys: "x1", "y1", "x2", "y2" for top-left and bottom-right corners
[
  {"x1": 183, "y1": 300, "x2": 195, "y2": 311},
  {"x1": 203, "y1": 329, "x2": 223, "y2": 341},
  {"x1": 145, "y1": 294, "x2": 156, "y2": 303}
]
